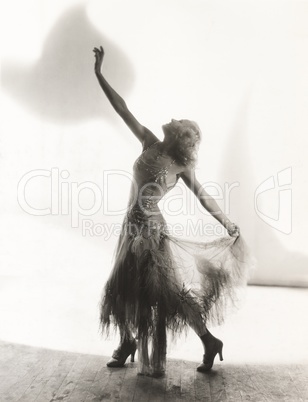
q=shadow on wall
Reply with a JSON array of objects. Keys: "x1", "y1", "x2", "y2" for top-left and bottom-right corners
[
  {"x1": 220, "y1": 90, "x2": 308, "y2": 287},
  {"x1": 1, "y1": 4, "x2": 135, "y2": 124}
]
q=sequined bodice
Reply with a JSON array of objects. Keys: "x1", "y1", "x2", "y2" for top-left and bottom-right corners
[
  {"x1": 124, "y1": 141, "x2": 178, "y2": 215},
  {"x1": 124, "y1": 141, "x2": 179, "y2": 239},
  {"x1": 131, "y1": 141, "x2": 179, "y2": 209}
]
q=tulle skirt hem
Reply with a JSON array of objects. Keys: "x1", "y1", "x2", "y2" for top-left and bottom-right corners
[{"x1": 100, "y1": 221, "x2": 255, "y2": 374}]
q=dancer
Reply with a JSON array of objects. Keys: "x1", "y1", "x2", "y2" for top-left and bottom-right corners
[{"x1": 94, "y1": 46, "x2": 252, "y2": 377}]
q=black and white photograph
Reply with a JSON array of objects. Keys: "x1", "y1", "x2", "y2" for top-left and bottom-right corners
[{"x1": 1, "y1": 0, "x2": 308, "y2": 401}]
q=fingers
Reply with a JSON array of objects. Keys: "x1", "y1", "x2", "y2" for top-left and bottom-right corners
[
  {"x1": 227, "y1": 223, "x2": 240, "y2": 237},
  {"x1": 233, "y1": 226, "x2": 240, "y2": 237},
  {"x1": 92, "y1": 46, "x2": 104, "y2": 54},
  {"x1": 229, "y1": 230, "x2": 239, "y2": 238}
]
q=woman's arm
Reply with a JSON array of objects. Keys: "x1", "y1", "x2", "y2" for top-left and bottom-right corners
[
  {"x1": 180, "y1": 169, "x2": 240, "y2": 237},
  {"x1": 93, "y1": 46, "x2": 157, "y2": 146}
]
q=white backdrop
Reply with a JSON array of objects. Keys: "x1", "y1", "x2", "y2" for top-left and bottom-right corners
[{"x1": 1, "y1": 0, "x2": 308, "y2": 349}]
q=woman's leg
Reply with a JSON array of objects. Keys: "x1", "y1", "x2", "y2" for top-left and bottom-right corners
[
  {"x1": 150, "y1": 306, "x2": 167, "y2": 376},
  {"x1": 119, "y1": 324, "x2": 135, "y2": 343},
  {"x1": 182, "y1": 304, "x2": 224, "y2": 371},
  {"x1": 179, "y1": 300, "x2": 208, "y2": 351},
  {"x1": 106, "y1": 324, "x2": 137, "y2": 367}
]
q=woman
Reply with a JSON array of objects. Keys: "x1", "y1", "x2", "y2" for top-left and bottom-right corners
[{"x1": 94, "y1": 46, "x2": 252, "y2": 377}]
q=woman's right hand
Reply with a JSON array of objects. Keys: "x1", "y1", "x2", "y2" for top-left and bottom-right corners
[{"x1": 93, "y1": 46, "x2": 105, "y2": 74}]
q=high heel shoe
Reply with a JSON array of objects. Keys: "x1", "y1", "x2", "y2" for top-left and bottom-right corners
[
  {"x1": 106, "y1": 338, "x2": 137, "y2": 367},
  {"x1": 197, "y1": 331, "x2": 224, "y2": 372}
]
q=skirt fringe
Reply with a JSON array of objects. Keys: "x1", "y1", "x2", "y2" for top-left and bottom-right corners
[{"x1": 100, "y1": 216, "x2": 255, "y2": 375}]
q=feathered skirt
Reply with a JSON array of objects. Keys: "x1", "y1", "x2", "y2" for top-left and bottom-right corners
[{"x1": 100, "y1": 204, "x2": 254, "y2": 375}]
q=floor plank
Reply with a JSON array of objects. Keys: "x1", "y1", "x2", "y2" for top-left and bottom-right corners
[
  {"x1": 0, "y1": 341, "x2": 307, "y2": 402},
  {"x1": 66, "y1": 356, "x2": 104, "y2": 402},
  {"x1": 1, "y1": 351, "x2": 54, "y2": 401},
  {"x1": 209, "y1": 365, "x2": 228, "y2": 402},
  {"x1": 132, "y1": 373, "x2": 154, "y2": 402},
  {"x1": 118, "y1": 363, "x2": 139, "y2": 402},
  {"x1": 195, "y1": 370, "x2": 211, "y2": 402},
  {"x1": 164, "y1": 359, "x2": 181, "y2": 401},
  {"x1": 220, "y1": 365, "x2": 243, "y2": 401},
  {"x1": 0, "y1": 342, "x2": 50, "y2": 391},
  {"x1": 17, "y1": 353, "x2": 64, "y2": 402},
  {"x1": 33, "y1": 353, "x2": 79, "y2": 402},
  {"x1": 97, "y1": 365, "x2": 128, "y2": 401},
  {"x1": 147, "y1": 375, "x2": 167, "y2": 402},
  {"x1": 84, "y1": 361, "x2": 113, "y2": 402},
  {"x1": 47, "y1": 353, "x2": 90, "y2": 402},
  {"x1": 180, "y1": 360, "x2": 196, "y2": 401}
]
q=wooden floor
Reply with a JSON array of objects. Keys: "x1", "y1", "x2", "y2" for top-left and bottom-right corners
[{"x1": 0, "y1": 341, "x2": 307, "y2": 402}]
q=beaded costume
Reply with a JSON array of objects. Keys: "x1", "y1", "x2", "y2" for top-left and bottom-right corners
[{"x1": 100, "y1": 141, "x2": 253, "y2": 376}]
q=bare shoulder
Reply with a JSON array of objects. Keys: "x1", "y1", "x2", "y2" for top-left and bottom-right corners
[{"x1": 141, "y1": 130, "x2": 160, "y2": 150}]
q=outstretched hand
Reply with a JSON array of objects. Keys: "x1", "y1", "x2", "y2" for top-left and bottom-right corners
[{"x1": 93, "y1": 46, "x2": 104, "y2": 74}]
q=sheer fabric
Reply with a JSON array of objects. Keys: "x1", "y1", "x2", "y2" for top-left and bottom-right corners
[{"x1": 100, "y1": 141, "x2": 254, "y2": 375}]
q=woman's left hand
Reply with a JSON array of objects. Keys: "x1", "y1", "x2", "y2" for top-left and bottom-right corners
[{"x1": 226, "y1": 222, "x2": 240, "y2": 237}]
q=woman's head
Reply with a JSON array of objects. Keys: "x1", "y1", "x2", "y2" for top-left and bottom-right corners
[{"x1": 162, "y1": 119, "x2": 202, "y2": 167}]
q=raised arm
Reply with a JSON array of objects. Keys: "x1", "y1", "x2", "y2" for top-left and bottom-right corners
[
  {"x1": 180, "y1": 169, "x2": 240, "y2": 237},
  {"x1": 93, "y1": 46, "x2": 157, "y2": 146}
]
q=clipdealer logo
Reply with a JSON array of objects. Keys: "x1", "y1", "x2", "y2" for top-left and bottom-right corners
[{"x1": 17, "y1": 167, "x2": 292, "y2": 235}]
